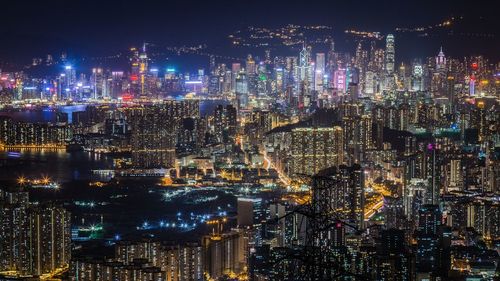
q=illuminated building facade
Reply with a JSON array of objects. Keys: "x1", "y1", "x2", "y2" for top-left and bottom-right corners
[
  {"x1": 202, "y1": 230, "x2": 247, "y2": 280},
  {"x1": 130, "y1": 107, "x2": 178, "y2": 169},
  {"x1": 289, "y1": 126, "x2": 344, "y2": 177},
  {"x1": 0, "y1": 189, "x2": 70, "y2": 277}
]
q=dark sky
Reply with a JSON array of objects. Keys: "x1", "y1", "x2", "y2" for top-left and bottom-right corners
[{"x1": 0, "y1": 0, "x2": 498, "y2": 64}]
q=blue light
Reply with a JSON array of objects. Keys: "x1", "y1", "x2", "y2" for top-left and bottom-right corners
[
  {"x1": 114, "y1": 234, "x2": 121, "y2": 240},
  {"x1": 7, "y1": 152, "x2": 21, "y2": 158}
]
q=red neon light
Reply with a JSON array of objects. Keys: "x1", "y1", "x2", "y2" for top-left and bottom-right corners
[{"x1": 121, "y1": 94, "x2": 133, "y2": 101}]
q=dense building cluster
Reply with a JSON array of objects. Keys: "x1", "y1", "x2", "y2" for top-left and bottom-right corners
[
  {"x1": 0, "y1": 189, "x2": 71, "y2": 278},
  {"x1": 0, "y1": 28, "x2": 499, "y2": 281}
]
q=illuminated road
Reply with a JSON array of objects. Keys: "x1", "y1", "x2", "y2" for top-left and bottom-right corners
[
  {"x1": 364, "y1": 199, "x2": 384, "y2": 219},
  {"x1": 263, "y1": 153, "x2": 290, "y2": 186},
  {"x1": 364, "y1": 180, "x2": 392, "y2": 220}
]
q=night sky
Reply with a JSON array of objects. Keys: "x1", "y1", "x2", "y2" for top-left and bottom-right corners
[{"x1": 0, "y1": 0, "x2": 498, "y2": 65}]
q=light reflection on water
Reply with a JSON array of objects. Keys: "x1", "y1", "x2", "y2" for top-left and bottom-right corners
[{"x1": 0, "y1": 149, "x2": 113, "y2": 182}]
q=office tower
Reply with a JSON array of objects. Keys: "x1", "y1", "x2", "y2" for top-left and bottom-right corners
[
  {"x1": 130, "y1": 107, "x2": 177, "y2": 168},
  {"x1": 289, "y1": 126, "x2": 344, "y2": 177},
  {"x1": 237, "y1": 197, "x2": 263, "y2": 227},
  {"x1": 230, "y1": 63, "x2": 241, "y2": 92},
  {"x1": 139, "y1": 43, "x2": 149, "y2": 97},
  {"x1": 130, "y1": 47, "x2": 141, "y2": 96},
  {"x1": 333, "y1": 68, "x2": 347, "y2": 93},
  {"x1": 435, "y1": 47, "x2": 447, "y2": 72},
  {"x1": 364, "y1": 70, "x2": 377, "y2": 95},
  {"x1": 91, "y1": 67, "x2": 105, "y2": 99},
  {"x1": 314, "y1": 53, "x2": 325, "y2": 92},
  {"x1": 110, "y1": 71, "x2": 124, "y2": 99},
  {"x1": 202, "y1": 230, "x2": 247, "y2": 280},
  {"x1": 296, "y1": 44, "x2": 312, "y2": 106},
  {"x1": 411, "y1": 60, "x2": 424, "y2": 91},
  {"x1": 326, "y1": 40, "x2": 337, "y2": 75},
  {"x1": 235, "y1": 70, "x2": 249, "y2": 111},
  {"x1": 0, "y1": 189, "x2": 70, "y2": 277},
  {"x1": 385, "y1": 34, "x2": 395, "y2": 75},
  {"x1": 231, "y1": 63, "x2": 241, "y2": 74},
  {"x1": 246, "y1": 54, "x2": 256, "y2": 76},
  {"x1": 269, "y1": 202, "x2": 307, "y2": 247}
]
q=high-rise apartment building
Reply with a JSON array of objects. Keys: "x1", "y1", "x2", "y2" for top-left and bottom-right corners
[
  {"x1": 0, "y1": 189, "x2": 71, "y2": 277},
  {"x1": 289, "y1": 126, "x2": 344, "y2": 176}
]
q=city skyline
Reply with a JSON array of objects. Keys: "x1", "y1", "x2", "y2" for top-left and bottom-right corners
[
  {"x1": 1, "y1": 1, "x2": 499, "y2": 281},
  {"x1": 0, "y1": 0, "x2": 498, "y2": 67}
]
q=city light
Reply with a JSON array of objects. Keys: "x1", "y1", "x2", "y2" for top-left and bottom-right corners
[{"x1": 0, "y1": 3, "x2": 498, "y2": 280}]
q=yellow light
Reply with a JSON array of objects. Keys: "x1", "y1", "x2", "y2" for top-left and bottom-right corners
[{"x1": 17, "y1": 176, "x2": 26, "y2": 185}]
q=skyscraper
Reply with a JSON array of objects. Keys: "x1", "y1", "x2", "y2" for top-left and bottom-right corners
[
  {"x1": 385, "y1": 34, "x2": 395, "y2": 75},
  {"x1": 314, "y1": 53, "x2": 325, "y2": 92},
  {"x1": 235, "y1": 71, "x2": 249, "y2": 111}
]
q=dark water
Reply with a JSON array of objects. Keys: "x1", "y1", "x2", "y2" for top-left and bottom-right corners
[
  {"x1": 0, "y1": 149, "x2": 237, "y2": 245},
  {"x1": 0, "y1": 149, "x2": 112, "y2": 182},
  {"x1": 0, "y1": 100, "x2": 235, "y2": 250},
  {"x1": 0, "y1": 105, "x2": 88, "y2": 123}
]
